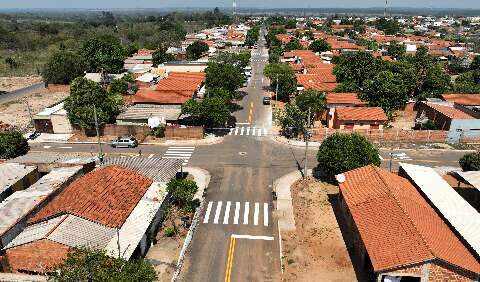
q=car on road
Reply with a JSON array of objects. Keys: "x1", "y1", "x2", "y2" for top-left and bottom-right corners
[
  {"x1": 262, "y1": 96, "x2": 271, "y2": 105},
  {"x1": 244, "y1": 71, "x2": 252, "y2": 77},
  {"x1": 111, "y1": 136, "x2": 138, "y2": 148}
]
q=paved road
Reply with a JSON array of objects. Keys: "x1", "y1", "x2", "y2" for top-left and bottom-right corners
[{"x1": 0, "y1": 82, "x2": 45, "y2": 104}]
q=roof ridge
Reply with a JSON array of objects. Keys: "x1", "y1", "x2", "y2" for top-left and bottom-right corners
[{"x1": 371, "y1": 165, "x2": 436, "y2": 259}]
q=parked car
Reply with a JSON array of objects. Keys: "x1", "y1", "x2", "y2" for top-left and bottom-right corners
[
  {"x1": 111, "y1": 136, "x2": 138, "y2": 148},
  {"x1": 244, "y1": 71, "x2": 252, "y2": 77},
  {"x1": 263, "y1": 96, "x2": 271, "y2": 105}
]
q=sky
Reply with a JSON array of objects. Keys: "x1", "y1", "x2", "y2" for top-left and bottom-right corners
[{"x1": 0, "y1": 0, "x2": 479, "y2": 9}]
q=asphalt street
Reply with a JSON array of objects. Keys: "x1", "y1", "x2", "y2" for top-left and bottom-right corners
[
  {"x1": 25, "y1": 30, "x2": 470, "y2": 282},
  {"x1": 0, "y1": 82, "x2": 45, "y2": 104}
]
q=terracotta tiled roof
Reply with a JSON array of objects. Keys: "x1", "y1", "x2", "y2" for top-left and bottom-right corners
[
  {"x1": 326, "y1": 93, "x2": 367, "y2": 105},
  {"x1": 426, "y1": 103, "x2": 474, "y2": 119},
  {"x1": 275, "y1": 34, "x2": 292, "y2": 44},
  {"x1": 296, "y1": 73, "x2": 336, "y2": 84},
  {"x1": 135, "y1": 48, "x2": 155, "y2": 56},
  {"x1": 326, "y1": 39, "x2": 363, "y2": 50},
  {"x1": 28, "y1": 165, "x2": 153, "y2": 228},
  {"x1": 340, "y1": 165, "x2": 480, "y2": 275},
  {"x1": 132, "y1": 89, "x2": 192, "y2": 104},
  {"x1": 4, "y1": 239, "x2": 69, "y2": 273},
  {"x1": 442, "y1": 94, "x2": 480, "y2": 106},
  {"x1": 335, "y1": 106, "x2": 387, "y2": 121}
]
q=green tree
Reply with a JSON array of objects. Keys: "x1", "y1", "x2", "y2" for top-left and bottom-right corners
[
  {"x1": 48, "y1": 248, "x2": 157, "y2": 282},
  {"x1": 245, "y1": 26, "x2": 260, "y2": 47},
  {"x1": 362, "y1": 71, "x2": 408, "y2": 113},
  {"x1": 186, "y1": 41, "x2": 209, "y2": 60},
  {"x1": 420, "y1": 63, "x2": 451, "y2": 99},
  {"x1": 166, "y1": 178, "x2": 199, "y2": 208},
  {"x1": 273, "y1": 103, "x2": 306, "y2": 137},
  {"x1": 108, "y1": 75, "x2": 136, "y2": 95},
  {"x1": 64, "y1": 77, "x2": 123, "y2": 129},
  {"x1": 268, "y1": 48, "x2": 282, "y2": 64},
  {"x1": 152, "y1": 47, "x2": 175, "y2": 66},
  {"x1": 387, "y1": 42, "x2": 406, "y2": 59},
  {"x1": 309, "y1": 39, "x2": 331, "y2": 53},
  {"x1": 181, "y1": 97, "x2": 231, "y2": 127},
  {"x1": 206, "y1": 87, "x2": 232, "y2": 102},
  {"x1": 295, "y1": 90, "x2": 326, "y2": 119},
  {"x1": 317, "y1": 133, "x2": 381, "y2": 175},
  {"x1": 0, "y1": 130, "x2": 29, "y2": 159},
  {"x1": 453, "y1": 71, "x2": 480, "y2": 93},
  {"x1": 375, "y1": 18, "x2": 401, "y2": 35},
  {"x1": 80, "y1": 34, "x2": 126, "y2": 74},
  {"x1": 283, "y1": 39, "x2": 303, "y2": 52},
  {"x1": 205, "y1": 61, "x2": 244, "y2": 94},
  {"x1": 470, "y1": 55, "x2": 480, "y2": 71},
  {"x1": 459, "y1": 152, "x2": 480, "y2": 171},
  {"x1": 285, "y1": 19, "x2": 297, "y2": 29},
  {"x1": 334, "y1": 51, "x2": 381, "y2": 88},
  {"x1": 264, "y1": 63, "x2": 297, "y2": 101},
  {"x1": 42, "y1": 51, "x2": 85, "y2": 85}
]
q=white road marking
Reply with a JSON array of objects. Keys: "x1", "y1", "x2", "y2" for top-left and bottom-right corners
[
  {"x1": 164, "y1": 153, "x2": 192, "y2": 157},
  {"x1": 246, "y1": 127, "x2": 250, "y2": 135},
  {"x1": 243, "y1": 202, "x2": 249, "y2": 225},
  {"x1": 229, "y1": 128, "x2": 234, "y2": 135},
  {"x1": 234, "y1": 128, "x2": 239, "y2": 135},
  {"x1": 240, "y1": 127, "x2": 244, "y2": 135},
  {"x1": 223, "y1": 201, "x2": 231, "y2": 224},
  {"x1": 231, "y1": 234, "x2": 274, "y2": 241},
  {"x1": 43, "y1": 146, "x2": 52, "y2": 149},
  {"x1": 213, "y1": 201, "x2": 223, "y2": 224},
  {"x1": 236, "y1": 122, "x2": 250, "y2": 125},
  {"x1": 264, "y1": 203, "x2": 268, "y2": 227},
  {"x1": 234, "y1": 202, "x2": 240, "y2": 224},
  {"x1": 257, "y1": 128, "x2": 262, "y2": 137},
  {"x1": 379, "y1": 154, "x2": 384, "y2": 161},
  {"x1": 148, "y1": 154, "x2": 154, "y2": 159},
  {"x1": 162, "y1": 156, "x2": 191, "y2": 159},
  {"x1": 58, "y1": 146, "x2": 73, "y2": 149},
  {"x1": 263, "y1": 128, "x2": 267, "y2": 136},
  {"x1": 254, "y1": 203, "x2": 259, "y2": 226},
  {"x1": 204, "y1": 201, "x2": 213, "y2": 224}
]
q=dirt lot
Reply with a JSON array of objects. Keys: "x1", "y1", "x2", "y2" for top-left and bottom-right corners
[
  {"x1": 390, "y1": 102, "x2": 416, "y2": 130},
  {"x1": 0, "y1": 76, "x2": 42, "y2": 92},
  {"x1": 280, "y1": 178, "x2": 359, "y2": 282},
  {"x1": 0, "y1": 89, "x2": 68, "y2": 131}
]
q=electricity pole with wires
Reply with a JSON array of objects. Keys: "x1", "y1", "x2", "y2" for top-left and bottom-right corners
[{"x1": 304, "y1": 107, "x2": 311, "y2": 179}]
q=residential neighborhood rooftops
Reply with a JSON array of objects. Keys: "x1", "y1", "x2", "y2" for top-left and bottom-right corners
[
  {"x1": 339, "y1": 165, "x2": 480, "y2": 275},
  {"x1": 335, "y1": 107, "x2": 387, "y2": 121},
  {"x1": 400, "y1": 163, "x2": 480, "y2": 257},
  {"x1": 28, "y1": 165, "x2": 153, "y2": 228},
  {"x1": 442, "y1": 94, "x2": 480, "y2": 106},
  {"x1": 0, "y1": 163, "x2": 37, "y2": 198},
  {"x1": 116, "y1": 104, "x2": 182, "y2": 122},
  {"x1": 296, "y1": 73, "x2": 337, "y2": 84}
]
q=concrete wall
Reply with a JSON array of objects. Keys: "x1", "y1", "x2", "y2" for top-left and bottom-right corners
[
  {"x1": 51, "y1": 114, "x2": 72, "y2": 134},
  {"x1": 165, "y1": 126, "x2": 204, "y2": 140}
]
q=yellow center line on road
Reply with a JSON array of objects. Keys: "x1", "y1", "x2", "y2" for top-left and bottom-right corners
[{"x1": 224, "y1": 237, "x2": 236, "y2": 282}]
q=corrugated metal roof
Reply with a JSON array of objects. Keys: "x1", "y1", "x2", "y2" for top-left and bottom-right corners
[
  {"x1": 0, "y1": 163, "x2": 37, "y2": 197},
  {"x1": 105, "y1": 182, "x2": 167, "y2": 259},
  {"x1": 400, "y1": 163, "x2": 480, "y2": 257},
  {"x1": 5, "y1": 214, "x2": 116, "y2": 251},
  {"x1": 100, "y1": 157, "x2": 182, "y2": 182},
  {"x1": 5, "y1": 216, "x2": 66, "y2": 249},
  {"x1": 454, "y1": 171, "x2": 480, "y2": 193},
  {"x1": 8, "y1": 152, "x2": 96, "y2": 166},
  {"x1": 48, "y1": 215, "x2": 117, "y2": 249},
  {"x1": 116, "y1": 105, "x2": 181, "y2": 121},
  {"x1": 0, "y1": 166, "x2": 83, "y2": 236}
]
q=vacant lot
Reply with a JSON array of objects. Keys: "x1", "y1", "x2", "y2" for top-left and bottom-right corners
[
  {"x1": 281, "y1": 178, "x2": 358, "y2": 282},
  {"x1": 0, "y1": 89, "x2": 68, "y2": 131},
  {"x1": 0, "y1": 76, "x2": 42, "y2": 92}
]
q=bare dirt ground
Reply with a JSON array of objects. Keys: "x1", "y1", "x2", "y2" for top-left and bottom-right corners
[
  {"x1": 0, "y1": 76, "x2": 42, "y2": 92},
  {"x1": 391, "y1": 102, "x2": 416, "y2": 130},
  {"x1": 0, "y1": 90, "x2": 68, "y2": 131},
  {"x1": 146, "y1": 206, "x2": 193, "y2": 282},
  {"x1": 280, "y1": 178, "x2": 358, "y2": 282}
]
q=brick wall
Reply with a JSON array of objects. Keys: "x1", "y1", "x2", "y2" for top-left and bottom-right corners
[
  {"x1": 311, "y1": 128, "x2": 448, "y2": 143},
  {"x1": 165, "y1": 126, "x2": 204, "y2": 140},
  {"x1": 47, "y1": 84, "x2": 70, "y2": 93},
  {"x1": 73, "y1": 124, "x2": 151, "y2": 139},
  {"x1": 429, "y1": 260, "x2": 479, "y2": 282}
]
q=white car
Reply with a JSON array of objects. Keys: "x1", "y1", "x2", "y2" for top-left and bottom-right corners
[{"x1": 245, "y1": 71, "x2": 252, "y2": 77}]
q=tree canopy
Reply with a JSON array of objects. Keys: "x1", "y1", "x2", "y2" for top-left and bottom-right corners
[
  {"x1": 309, "y1": 39, "x2": 331, "y2": 53},
  {"x1": 334, "y1": 51, "x2": 381, "y2": 89},
  {"x1": 264, "y1": 63, "x2": 297, "y2": 101},
  {"x1": 80, "y1": 34, "x2": 126, "y2": 74},
  {"x1": 205, "y1": 61, "x2": 244, "y2": 94},
  {"x1": 362, "y1": 71, "x2": 409, "y2": 114},
  {"x1": 152, "y1": 47, "x2": 175, "y2": 66},
  {"x1": 0, "y1": 130, "x2": 29, "y2": 159},
  {"x1": 186, "y1": 40, "x2": 209, "y2": 60},
  {"x1": 181, "y1": 96, "x2": 231, "y2": 128},
  {"x1": 317, "y1": 133, "x2": 381, "y2": 175},
  {"x1": 295, "y1": 90, "x2": 326, "y2": 119},
  {"x1": 167, "y1": 178, "x2": 199, "y2": 210},
  {"x1": 48, "y1": 248, "x2": 157, "y2": 282},
  {"x1": 387, "y1": 42, "x2": 406, "y2": 59},
  {"x1": 459, "y1": 152, "x2": 480, "y2": 171},
  {"x1": 42, "y1": 51, "x2": 86, "y2": 85},
  {"x1": 64, "y1": 77, "x2": 123, "y2": 129}
]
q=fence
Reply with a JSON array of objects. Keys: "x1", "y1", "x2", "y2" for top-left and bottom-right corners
[
  {"x1": 165, "y1": 126, "x2": 204, "y2": 140},
  {"x1": 310, "y1": 128, "x2": 449, "y2": 143},
  {"x1": 47, "y1": 84, "x2": 70, "y2": 93},
  {"x1": 73, "y1": 124, "x2": 151, "y2": 139}
]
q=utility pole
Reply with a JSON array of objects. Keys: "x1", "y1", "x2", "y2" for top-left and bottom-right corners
[
  {"x1": 275, "y1": 76, "x2": 279, "y2": 107},
  {"x1": 93, "y1": 105, "x2": 104, "y2": 163},
  {"x1": 304, "y1": 107, "x2": 311, "y2": 179}
]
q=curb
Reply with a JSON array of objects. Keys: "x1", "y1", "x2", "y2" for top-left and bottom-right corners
[
  {"x1": 171, "y1": 167, "x2": 211, "y2": 282},
  {"x1": 30, "y1": 137, "x2": 224, "y2": 147},
  {"x1": 271, "y1": 135, "x2": 321, "y2": 149}
]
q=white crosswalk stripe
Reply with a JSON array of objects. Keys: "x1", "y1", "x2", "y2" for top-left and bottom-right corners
[
  {"x1": 202, "y1": 201, "x2": 270, "y2": 227},
  {"x1": 228, "y1": 127, "x2": 268, "y2": 137},
  {"x1": 161, "y1": 146, "x2": 195, "y2": 166}
]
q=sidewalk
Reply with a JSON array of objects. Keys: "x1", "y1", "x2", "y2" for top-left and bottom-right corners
[{"x1": 272, "y1": 135, "x2": 321, "y2": 149}]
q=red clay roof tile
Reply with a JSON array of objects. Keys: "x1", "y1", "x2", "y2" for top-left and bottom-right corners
[{"x1": 335, "y1": 106, "x2": 387, "y2": 121}]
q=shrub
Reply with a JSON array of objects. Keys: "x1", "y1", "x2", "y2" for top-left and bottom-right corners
[
  {"x1": 0, "y1": 130, "x2": 29, "y2": 159},
  {"x1": 151, "y1": 126, "x2": 166, "y2": 138},
  {"x1": 42, "y1": 51, "x2": 85, "y2": 84},
  {"x1": 166, "y1": 178, "x2": 199, "y2": 209},
  {"x1": 459, "y1": 152, "x2": 480, "y2": 171},
  {"x1": 317, "y1": 133, "x2": 381, "y2": 175},
  {"x1": 164, "y1": 226, "x2": 176, "y2": 237}
]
